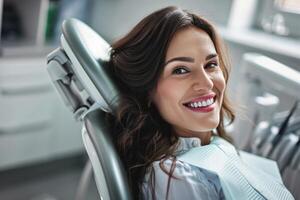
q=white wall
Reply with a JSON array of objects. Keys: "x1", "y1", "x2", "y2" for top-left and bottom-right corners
[{"x1": 88, "y1": 0, "x2": 232, "y2": 43}]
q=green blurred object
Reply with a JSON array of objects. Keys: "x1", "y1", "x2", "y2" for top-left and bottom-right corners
[{"x1": 45, "y1": 0, "x2": 59, "y2": 42}]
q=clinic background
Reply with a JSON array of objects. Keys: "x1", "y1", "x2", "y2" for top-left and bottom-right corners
[{"x1": 0, "y1": 0, "x2": 300, "y2": 199}]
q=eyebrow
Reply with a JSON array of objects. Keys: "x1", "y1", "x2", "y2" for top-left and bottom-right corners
[
  {"x1": 164, "y1": 53, "x2": 218, "y2": 66},
  {"x1": 164, "y1": 57, "x2": 194, "y2": 66},
  {"x1": 206, "y1": 53, "x2": 218, "y2": 60}
]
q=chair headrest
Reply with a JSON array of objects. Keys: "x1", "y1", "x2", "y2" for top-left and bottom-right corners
[{"x1": 61, "y1": 18, "x2": 119, "y2": 114}]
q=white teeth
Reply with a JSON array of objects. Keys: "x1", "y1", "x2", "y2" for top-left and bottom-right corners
[
  {"x1": 206, "y1": 99, "x2": 211, "y2": 105},
  {"x1": 188, "y1": 97, "x2": 214, "y2": 108}
]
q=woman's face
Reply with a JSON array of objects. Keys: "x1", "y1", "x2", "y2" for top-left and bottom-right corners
[{"x1": 152, "y1": 27, "x2": 226, "y2": 140}]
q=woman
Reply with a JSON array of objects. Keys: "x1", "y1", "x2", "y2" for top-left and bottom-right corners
[{"x1": 106, "y1": 6, "x2": 294, "y2": 200}]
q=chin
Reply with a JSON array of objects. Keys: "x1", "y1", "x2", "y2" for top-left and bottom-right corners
[{"x1": 200, "y1": 118, "x2": 220, "y2": 131}]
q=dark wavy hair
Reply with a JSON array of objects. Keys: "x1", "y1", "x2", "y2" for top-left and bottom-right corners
[{"x1": 105, "y1": 6, "x2": 235, "y2": 200}]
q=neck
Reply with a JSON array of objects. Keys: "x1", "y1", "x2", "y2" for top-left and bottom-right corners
[{"x1": 200, "y1": 131, "x2": 212, "y2": 145}]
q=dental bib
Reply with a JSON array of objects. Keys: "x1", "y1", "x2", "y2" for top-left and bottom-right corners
[{"x1": 177, "y1": 136, "x2": 295, "y2": 200}]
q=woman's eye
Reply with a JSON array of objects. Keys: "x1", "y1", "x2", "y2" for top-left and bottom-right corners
[
  {"x1": 172, "y1": 67, "x2": 189, "y2": 75},
  {"x1": 205, "y1": 62, "x2": 219, "y2": 69}
]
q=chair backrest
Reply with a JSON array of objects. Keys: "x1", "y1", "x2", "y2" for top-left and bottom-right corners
[
  {"x1": 47, "y1": 18, "x2": 132, "y2": 200},
  {"x1": 282, "y1": 166, "x2": 300, "y2": 199},
  {"x1": 269, "y1": 133, "x2": 299, "y2": 172}
]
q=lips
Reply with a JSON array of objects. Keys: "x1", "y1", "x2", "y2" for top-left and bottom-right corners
[{"x1": 183, "y1": 93, "x2": 216, "y2": 112}]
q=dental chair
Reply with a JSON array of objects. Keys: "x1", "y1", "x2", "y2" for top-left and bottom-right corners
[
  {"x1": 235, "y1": 53, "x2": 300, "y2": 199},
  {"x1": 46, "y1": 18, "x2": 132, "y2": 200}
]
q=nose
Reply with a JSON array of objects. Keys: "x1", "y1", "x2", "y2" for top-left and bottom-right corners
[{"x1": 192, "y1": 69, "x2": 213, "y2": 91}]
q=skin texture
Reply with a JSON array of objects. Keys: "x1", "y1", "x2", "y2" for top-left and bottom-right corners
[{"x1": 152, "y1": 27, "x2": 226, "y2": 145}]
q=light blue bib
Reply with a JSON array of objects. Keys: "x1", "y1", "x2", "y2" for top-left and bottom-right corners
[{"x1": 177, "y1": 136, "x2": 295, "y2": 200}]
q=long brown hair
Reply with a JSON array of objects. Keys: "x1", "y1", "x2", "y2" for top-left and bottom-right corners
[{"x1": 105, "y1": 6, "x2": 235, "y2": 199}]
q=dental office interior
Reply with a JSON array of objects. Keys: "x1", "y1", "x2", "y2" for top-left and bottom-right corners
[{"x1": 0, "y1": 0, "x2": 300, "y2": 199}]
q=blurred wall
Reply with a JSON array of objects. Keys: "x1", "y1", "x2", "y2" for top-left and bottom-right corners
[{"x1": 88, "y1": 0, "x2": 233, "y2": 43}]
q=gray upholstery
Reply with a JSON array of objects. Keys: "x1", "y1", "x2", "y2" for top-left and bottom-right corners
[
  {"x1": 47, "y1": 19, "x2": 132, "y2": 200},
  {"x1": 61, "y1": 19, "x2": 120, "y2": 113},
  {"x1": 84, "y1": 109, "x2": 130, "y2": 200},
  {"x1": 282, "y1": 167, "x2": 299, "y2": 198},
  {"x1": 269, "y1": 133, "x2": 299, "y2": 172}
]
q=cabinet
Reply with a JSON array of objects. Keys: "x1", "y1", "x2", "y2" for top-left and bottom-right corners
[
  {"x1": 0, "y1": 0, "x2": 57, "y2": 57},
  {"x1": 0, "y1": 0, "x2": 84, "y2": 170}
]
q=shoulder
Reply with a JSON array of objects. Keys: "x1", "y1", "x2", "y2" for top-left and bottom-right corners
[
  {"x1": 147, "y1": 158, "x2": 219, "y2": 185},
  {"x1": 142, "y1": 158, "x2": 224, "y2": 200},
  {"x1": 148, "y1": 158, "x2": 200, "y2": 181}
]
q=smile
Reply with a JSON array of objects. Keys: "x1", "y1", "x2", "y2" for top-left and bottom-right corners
[
  {"x1": 188, "y1": 97, "x2": 214, "y2": 108},
  {"x1": 183, "y1": 94, "x2": 216, "y2": 112}
]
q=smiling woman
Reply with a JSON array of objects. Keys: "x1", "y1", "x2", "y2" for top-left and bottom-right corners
[
  {"x1": 104, "y1": 6, "x2": 294, "y2": 200},
  {"x1": 152, "y1": 27, "x2": 226, "y2": 144}
]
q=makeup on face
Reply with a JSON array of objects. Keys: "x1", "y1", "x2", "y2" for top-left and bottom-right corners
[
  {"x1": 164, "y1": 53, "x2": 218, "y2": 66},
  {"x1": 152, "y1": 27, "x2": 226, "y2": 140},
  {"x1": 182, "y1": 93, "x2": 216, "y2": 113}
]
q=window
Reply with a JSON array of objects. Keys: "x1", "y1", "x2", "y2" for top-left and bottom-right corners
[
  {"x1": 275, "y1": 0, "x2": 300, "y2": 14},
  {"x1": 255, "y1": 0, "x2": 300, "y2": 38}
]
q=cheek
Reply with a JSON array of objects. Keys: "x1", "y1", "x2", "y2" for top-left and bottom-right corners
[
  {"x1": 153, "y1": 80, "x2": 176, "y2": 108},
  {"x1": 214, "y1": 71, "x2": 226, "y2": 95},
  {"x1": 152, "y1": 80, "x2": 184, "y2": 119}
]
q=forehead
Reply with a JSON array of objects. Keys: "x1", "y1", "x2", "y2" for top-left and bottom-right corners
[{"x1": 165, "y1": 27, "x2": 216, "y2": 60}]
